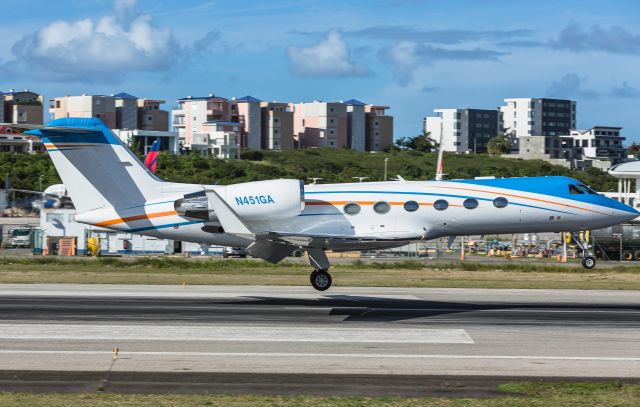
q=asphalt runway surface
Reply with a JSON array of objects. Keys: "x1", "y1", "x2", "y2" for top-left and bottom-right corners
[{"x1": 0, "y1": 284, "x2": 639, "y2": 395}]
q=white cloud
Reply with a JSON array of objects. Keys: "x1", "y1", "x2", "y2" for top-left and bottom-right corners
[
  {"x1": 286, "y1": 31, "x2": 369, "y2": 77},
  {"x1": 6, "y1": 0, "x2": 179, "y2": 82},
  {"x1": 379, "y1": 41, "x2": 506, "y2": 86}
]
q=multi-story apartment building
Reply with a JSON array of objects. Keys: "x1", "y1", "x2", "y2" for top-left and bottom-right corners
[
  {"x1": 424, "y1": 108, "x2": 499, "y2": 153},
  {"x1": 293, "y1": 101, "x2": 348, "y2": 148},
  {"x1": 113, "y1": 92, "x2": 138, "y2": 130},
  {"x1": 345, "y1": 99, "x2": 366, "y2": 151},
  {"x1": 500, "y1": 98, "x2": 576, "y2": 137},
  {"x1": 172, "y1": 94, "x2": 233, "y2": 152},
  {"x1": 0, "y1": 89, "x2": 44, "y2": 153},
  {"x1": 136, "y1": 98, "x2": 169, "y2": 132},
  {"x1": 231, "y1": 96, "x2": 262, "y2": 150},
  {"x1": 260, "y1": 102, "x2": 294, "y2": 150},
  {"x1": 50, "y1": 95, "x2": 117, "y2": 128},
  {"x1": 365, "y1": 105, "x2": 393, "y2": 151},
  {"x1": 51, "y1": 93, "x2": 174, "y2": 154},
  {"x1": 570, "y1": 126, "x2": 625, "y2": 170},
  {"x1": 1, "y1": 90, "x2": 44, "y2": 125}
]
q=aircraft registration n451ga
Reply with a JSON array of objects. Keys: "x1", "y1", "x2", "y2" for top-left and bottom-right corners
[{"x1": 22, "y1": 118, "x2": 639, "y2": 291}]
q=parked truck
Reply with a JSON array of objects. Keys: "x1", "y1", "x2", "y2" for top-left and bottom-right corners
[
  {"x1": 591, "y1": 223, "x2": 640, "y2": 261},
  {"x1": 6, "y1": 227, "x2": 33, "y2": 248}
]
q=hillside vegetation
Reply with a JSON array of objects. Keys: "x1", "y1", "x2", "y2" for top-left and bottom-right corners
[{"x1": 0, "y1": 149, "x2": 619, "y2": 192}]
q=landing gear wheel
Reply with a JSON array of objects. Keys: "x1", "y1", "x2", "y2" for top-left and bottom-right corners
[
  {"x1": 310, "y1": 269, "x2": 332, "y2": 291},
  {"x1": 582, "y1": 256, "x2": 596, "y2": 270}
]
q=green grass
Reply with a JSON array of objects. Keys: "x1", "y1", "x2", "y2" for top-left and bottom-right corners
[
  {"x1": 1, "y1": 257, "x2": 640, "y2": 289},
  {"x1": 0, "y1": 382, "x2": 639, "y2": 406}
]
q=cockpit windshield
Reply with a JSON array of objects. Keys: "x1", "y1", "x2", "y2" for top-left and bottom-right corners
[
  {"x1": 578, "y1": 183, "x2": 599, "y2": 194},
  {"x1": 569, "y1": 184, "x2": 599, "y2": 195}
]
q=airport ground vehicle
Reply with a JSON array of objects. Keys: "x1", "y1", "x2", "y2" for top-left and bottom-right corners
[
  {"x1": 7, "y1": 227, "x2": 33, "y2": 248},
  {"x1": 223, "y1": 246, "x2": 248, "y2": 258}
]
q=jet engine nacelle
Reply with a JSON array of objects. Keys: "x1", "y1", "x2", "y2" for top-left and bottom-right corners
[
  {"x1": 175, "y1": 179, "x2": 304, "y2": 222},
  {"x1": 219, "y1": 179, "x2": 304, "y2": 221}
]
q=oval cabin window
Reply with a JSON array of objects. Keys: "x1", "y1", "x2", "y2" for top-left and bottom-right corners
[
  {"x1": 373, "y1": 201, "x2": 391, "y2": 214},
  {"x1": 433, "y1": 199, "x2": 448, "y2": 211},
  {"x1": 343, "y1": 202, "x2": 361, "y2": 215}
]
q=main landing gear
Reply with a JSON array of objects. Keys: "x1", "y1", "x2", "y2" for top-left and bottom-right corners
[
  {"x1": 310, "y1": 269, "x2": 332, "y2": 291},
  {"x1": 307, "y1": 248, "x2": 332, "y2": 291}
]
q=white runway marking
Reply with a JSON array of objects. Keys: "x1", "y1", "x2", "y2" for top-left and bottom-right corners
[
  {"x1": 0, "y1": 323, "x2": 474, "y2": 344},
  {"x1": 0, "y1": 350, "x2": 638, "y2": 362}
]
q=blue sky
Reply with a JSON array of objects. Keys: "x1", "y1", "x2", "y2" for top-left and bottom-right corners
[{"x1": 1, "y1": 0, "x2": 640, "y2": 142}]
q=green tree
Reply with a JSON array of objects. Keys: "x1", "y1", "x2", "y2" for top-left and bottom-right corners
[
  {"x1": 487, "y1": 134, "x2": 512, "y2": 155},
  {"x1": 406, "y1": 131, "x2": 437, "y2": 153}
]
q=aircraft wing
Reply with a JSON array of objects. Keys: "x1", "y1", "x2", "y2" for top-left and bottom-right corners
[{"x1": 204, "y1": 189, "x2": 415, "y2": 262}]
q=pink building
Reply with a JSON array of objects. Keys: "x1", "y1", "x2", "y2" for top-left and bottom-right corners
[{"x1": 292, "y1": 101, "x2": 348, "y2": 148}]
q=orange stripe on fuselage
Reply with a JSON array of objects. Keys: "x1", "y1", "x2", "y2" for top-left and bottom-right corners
[
  {"x1": 305, "y1": 201, "x2": 460, "y2": 207},
  {"x1": 96, "y1": 210, "x2": 178, "y2": 227},
  {"x1": 431, "y1": 185, "x2": 607, "y2": 215}
]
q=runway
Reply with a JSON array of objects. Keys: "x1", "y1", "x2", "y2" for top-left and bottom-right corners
[{"x1": 0, "y1": 284, "x2": 639, "y2": 394}]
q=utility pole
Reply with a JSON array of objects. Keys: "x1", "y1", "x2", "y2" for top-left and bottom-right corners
[{"x1": 384, "y1": 157, "x2": 389, "y2": 181}]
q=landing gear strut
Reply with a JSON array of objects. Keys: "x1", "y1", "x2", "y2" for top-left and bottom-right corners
[
  {"x1": 307, "y1": 248, "x2": 332, "y2": 291},
  {"x1": 570, "y1": 232, "x2": 596, "y2": 270}
]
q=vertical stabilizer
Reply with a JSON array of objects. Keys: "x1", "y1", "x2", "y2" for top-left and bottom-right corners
[{"x1": 26, "y1": 118, "x2": 162, "y2": 213}]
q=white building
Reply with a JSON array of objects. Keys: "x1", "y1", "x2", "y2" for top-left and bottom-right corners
[
  {"x1": 570, "y1": 126, "x2": 625, "y2": 170},
  {"x1": 500, "y1": 98, "x2": 576, "y2": 138},
  {"x1": 112, "y1": 129, "x2": 180, "y2": 154},
  {"x1": 424, "y1": 108, "x2": 499, "y2": 153}
]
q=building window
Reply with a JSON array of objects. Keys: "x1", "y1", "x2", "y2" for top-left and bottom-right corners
[
  {"x1": 493, "y1": 197, "x2": 508, "y2": 208},
  {"x1": 95, "y1": 114, "x2": 101, "y2": 118},
  {"x1": 433, "y1": 199, "x2": 448, "y2": 211},
  {"x1": 343, "y1": 202, "x2": 361, "y2": 215},
  {"x1": 463, "y1": 198, "x2": 479, "y2": 209},
  {"x1": 373, "y1": 201, "x2": 391, "y2": 214},
  {"x1": 147, "y1": 116, "x2": 152, "y2": 121},
  {"x1": 330, "y1": 119, "x2": 334, "y2": 124},
  {"x1": 329, "y1": 129, "x2": 334, "y2": 135},
  {"x1": 56, "y1": 100, "x2": 60, "y2": 108},
  {"x1": 274, "y1": 118, "x2": 279, "y2": 123},
  {"x1": 404, "y1": 201, "x2": 419, "y2": 212}
]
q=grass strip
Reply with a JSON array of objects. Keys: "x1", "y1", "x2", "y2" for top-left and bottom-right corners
[{"x1": 0, "y1": 382, "x2": 639, "y2": 406}]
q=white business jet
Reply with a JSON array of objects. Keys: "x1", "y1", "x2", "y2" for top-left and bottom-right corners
[{"x1": 22, "y1": 118, "x2": 638, "y2": 290}]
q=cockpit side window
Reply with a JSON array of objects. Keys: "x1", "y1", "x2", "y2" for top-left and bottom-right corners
[
  {"x1": 569, "y1": 184, "x2": 584, "y2": 194},
  {"x1": 578, "y1": 183, "x2": 599, "y2": 194}
]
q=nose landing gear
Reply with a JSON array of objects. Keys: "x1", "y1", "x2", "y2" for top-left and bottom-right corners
[
  {"x1": 570, "y1": 231, "x2": 596, "y2": 270},
  {"x1": 307, "y1": 248, "x2": 332, "y2": 291},
  {"x1": 582, "y1": 256, "x2": 596, "y2": 269}
]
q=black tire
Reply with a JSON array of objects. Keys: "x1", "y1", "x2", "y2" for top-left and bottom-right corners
[
  {"x1": 633, "y1": 249, "x2": 640, "y2": 261},
  {"x1": 222, "y1": 254, "x2": 228, "y2": 258},
  {"x1": 622, "y1": 250, "x2": 634, "y2": 261},
  {"x1": 310, "y1": 269, "x2": 332, "y2": 291},
  {"x1": 582, "y1": 256, "x2": 596, "y2": 270}
]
